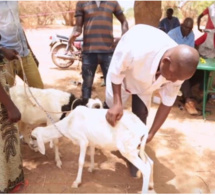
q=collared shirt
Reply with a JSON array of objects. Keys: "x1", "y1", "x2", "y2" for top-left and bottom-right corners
[
  {"x1": 75, "y1": 1, "x2": 123, "y2": 53},
  {"x1": 159, "y1": 16, "x2": 180, "y2": 33},
  {"x1": 0, "y1": 1, "x2": 29, "y2": 57},
  {"x1": 106, "y1": 24, "x2": 183, "y2": 110},
  {"x1": 168, "y1": 26, "x2": 195, "y2": 47}
]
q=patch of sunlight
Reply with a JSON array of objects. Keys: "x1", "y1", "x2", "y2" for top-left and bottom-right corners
[
  {"x1": 23, "y1": 160, "x2": 40, "y2": 170},
  {"x1": 42, "y1": 161, "x2": 51, "y2": 165},
  {"x1": 23, "y1": 160, "x2": 51, "y2": 170},
  {"x1": 156, "y1": 147, "x2": 173, "y2": 157},
  {"x1": 82, "y1": 182, "x2": 122, "y2": 193},
  {"x1": 100, "y1": 161, "x2": 116, "y2": 171}
]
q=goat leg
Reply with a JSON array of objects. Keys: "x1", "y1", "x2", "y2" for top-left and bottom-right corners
[
  {"x1": 121, "y1": 153, "x2": 151, "y2": 194},
  {"x1": 72, "y1": 141, "x2": 88, "y2": 188},
  {"x1": 53, "y1": 138, "x2": 62, "y2": 168},
  {"x1": 146, "y1": 154, "x2": 154, "y2": 190},
  {"x1": 88, "y1": 145, "x2": 95, "y2": 172}
]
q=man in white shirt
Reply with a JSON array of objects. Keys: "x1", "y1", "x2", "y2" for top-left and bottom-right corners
[{"x1": 105, "y1": 25, "x2": 199, "y2": 176}]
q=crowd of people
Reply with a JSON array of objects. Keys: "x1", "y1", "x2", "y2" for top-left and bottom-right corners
[{"x1": 0, "y1": 0, "x2": 214, "y2": 193}]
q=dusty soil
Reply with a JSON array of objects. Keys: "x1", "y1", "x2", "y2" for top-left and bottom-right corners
[{"x1": 17, "y1": 26, "x2": 215, "y2": 194}]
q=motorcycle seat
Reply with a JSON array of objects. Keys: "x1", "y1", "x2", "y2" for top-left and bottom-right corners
[{"x1": 56, "y1": 34, "x2": 69, "y2": 41}]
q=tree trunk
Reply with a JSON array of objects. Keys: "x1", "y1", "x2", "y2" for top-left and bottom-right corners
[{"x1": 134, "y1": 1, "x2": 162, "y2": 27}]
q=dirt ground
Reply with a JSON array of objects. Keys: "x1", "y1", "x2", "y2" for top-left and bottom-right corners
[{"x1": 16, "y1": 26, "x2": 215, "y2": 194}]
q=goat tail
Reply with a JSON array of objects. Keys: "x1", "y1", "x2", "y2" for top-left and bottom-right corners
[{"x1": 139, "y1": 132, "x2": 148, "y2": 162}]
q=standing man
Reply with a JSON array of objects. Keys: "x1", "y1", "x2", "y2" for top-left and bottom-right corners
[
  {"x1": 168, "y1": 18, "x2": 200, "y2": 115},
  {"x1": 196, "y1": 3, "x2": 215, "y2": 58},
  {"x1": 159, "y1": 8, "x2": 180, "y2": 33},
  {"x1": 0, "y1": 1, "x2": 44, "y2": 88},
  {"x1": 68, "y1": 1, "x2": 128, "y2": 101},
  {"x1": 105, "y1": 24, "x2": 199, "y2": 177}
]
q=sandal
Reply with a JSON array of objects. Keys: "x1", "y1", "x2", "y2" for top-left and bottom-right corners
[
  {"x1": 10, "y1": 180, "x2": 29, "y2": 193},
  {"x1": 185, "y1": 101, "x2": 199, "y2": 115}
]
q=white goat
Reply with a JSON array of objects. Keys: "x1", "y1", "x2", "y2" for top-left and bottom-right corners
[
  {"x1": 29, "y1": 106, "x2": 154, "y2": 193},
  {"x1": 9, "y1": 85, "x2": 103, "y2": 168}
]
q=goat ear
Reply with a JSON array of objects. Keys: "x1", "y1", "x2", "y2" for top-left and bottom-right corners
[{"x1": 37, "y1": 133, "x2": 46, "y2": 155}]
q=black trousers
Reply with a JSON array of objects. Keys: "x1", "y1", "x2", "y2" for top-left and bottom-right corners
[
  {"x1": 104, "y1": 94, "x2": 148, "y2": 124},
  {"x1": 181, "y1": 69, "x2": 204, "y2": 100},
  {"x1": 132, "y1": 94, "x2": 148, "y2": 124}
]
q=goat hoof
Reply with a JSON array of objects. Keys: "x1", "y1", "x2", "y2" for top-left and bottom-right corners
[
  {"x1": 149, "y1": 183, "x2": 154, "y2": 190},
  {"x1": 71, "y1": 182, "x2": 79, "y2": 188},
  {"x1": 88, "y1": 167, "x2": 94, "y2": 173},
  {"x1": 56, "y1": 161, "x2": 62, "y2": 169},
  {"x1": 136, "y1": 170, "x2": 142, "y2": 178}
]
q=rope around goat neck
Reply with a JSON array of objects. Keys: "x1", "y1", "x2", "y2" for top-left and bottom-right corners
[{"x1": 17, "y1": 55, "x2": 65, "y2": 136}]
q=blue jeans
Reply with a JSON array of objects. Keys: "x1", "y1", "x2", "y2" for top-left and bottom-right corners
[{"x1": 82, "y1": 53, "x2": 112, "y2": 99}]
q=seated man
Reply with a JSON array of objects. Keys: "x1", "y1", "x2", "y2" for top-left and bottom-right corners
[
  {"x1": 168, "y1": 18, "x2": 200, "y2": 115},
  {"x1": 159, "y1": 8, "x2": 180, "y2": 33}
]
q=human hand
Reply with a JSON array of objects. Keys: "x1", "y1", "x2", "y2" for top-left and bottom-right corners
[
  {"x1": 7, "y1": 104, "x2": 21, "y2": 123},
  {"x1": 146, "y1": 133, "x2": 154, "y2": 143},
  {"x1": 198, "y1": 28, "x2": 203, "y2": 33},
  {"x1": 105, "y1": 104, "x2": 123, "y2": 126},
  {"x1": 1, "y1": 48, "x2": 18, "y2": 60},
  {"x1": 68, "y1": 32, "x2": 80, "y2": 49},
  {"x1": 112, "y1": 37, "x2": 120, "y2": 50}
]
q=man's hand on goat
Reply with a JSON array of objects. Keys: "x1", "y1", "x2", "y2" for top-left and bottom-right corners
[
  {"x1": 106, "y1": 105, "x2": 123, "y2": 126},
  {"x1": 7, "y1": 105, "x2": 21, "y2": 123},
  {"x1": 146, "y1": 133, "x2": 154, "y2": 143}
]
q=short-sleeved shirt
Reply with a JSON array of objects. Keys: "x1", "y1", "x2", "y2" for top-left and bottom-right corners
[
  {"x1": 0, "y1": 1, "x2": 29, "y2": 57},
  {"x1": 159, "y1": 16, "x2": 180, "y2": 33},
  {"x1": 195, "y1": 3, "x2": 215, "y2": 47},
  {"x1": 168, "y1": 26, "x2": 195, "y2": 47},
  {"x1": 75, "y1": 1, "x2": 123, "y2": 53},
  {"x1": 106, "y1": 24, "x2": 183, "y2": 110},
  {"x1": 202, "y1": 5, "x2": 215, "y2": 29}
]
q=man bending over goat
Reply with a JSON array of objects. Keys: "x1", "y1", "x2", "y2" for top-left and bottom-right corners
[{"x1": 105, "y1": 24, "x2": 199, "y2": 177}]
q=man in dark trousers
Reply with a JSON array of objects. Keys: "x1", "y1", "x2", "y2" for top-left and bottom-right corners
[{"x1": 68, "y1": 1, "x2": 128, "y2": 101}]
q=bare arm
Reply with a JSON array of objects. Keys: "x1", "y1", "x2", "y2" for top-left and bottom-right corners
[
  {"x1": 147, "y1": 103, "x2": 172, "y2": 143},
  {"x1": 115, "y1": 13, "x2": 129, "y2": 35},
  {"x1": 68, "y1": 16, "x2": 84, "y2": 48},
  {"x1": 0, "y1": 83, "x2": 21, "y2": 123},
  {"x1": 197, "y1": 13, "x2": 204, "y2": 32},
  {"x1": 113, "y1": 14, "x2": 128, "y2": 49},
  {"x1": 106, "y1": 83, "x2": 123, "y2": 126}
]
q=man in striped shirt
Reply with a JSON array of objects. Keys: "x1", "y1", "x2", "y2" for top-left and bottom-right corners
[{"x1": 68, "y1": 1, "x2": 128, "y2": 100}]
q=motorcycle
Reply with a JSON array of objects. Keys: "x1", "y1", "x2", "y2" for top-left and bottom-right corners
[{"x1": 49, "y1": 34, "x2": 82, "y2": 69}]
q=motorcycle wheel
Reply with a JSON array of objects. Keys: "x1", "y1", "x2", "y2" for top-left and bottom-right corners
[{"x1": 51, "y1": 44, "x2": 75, "y2": 69}]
